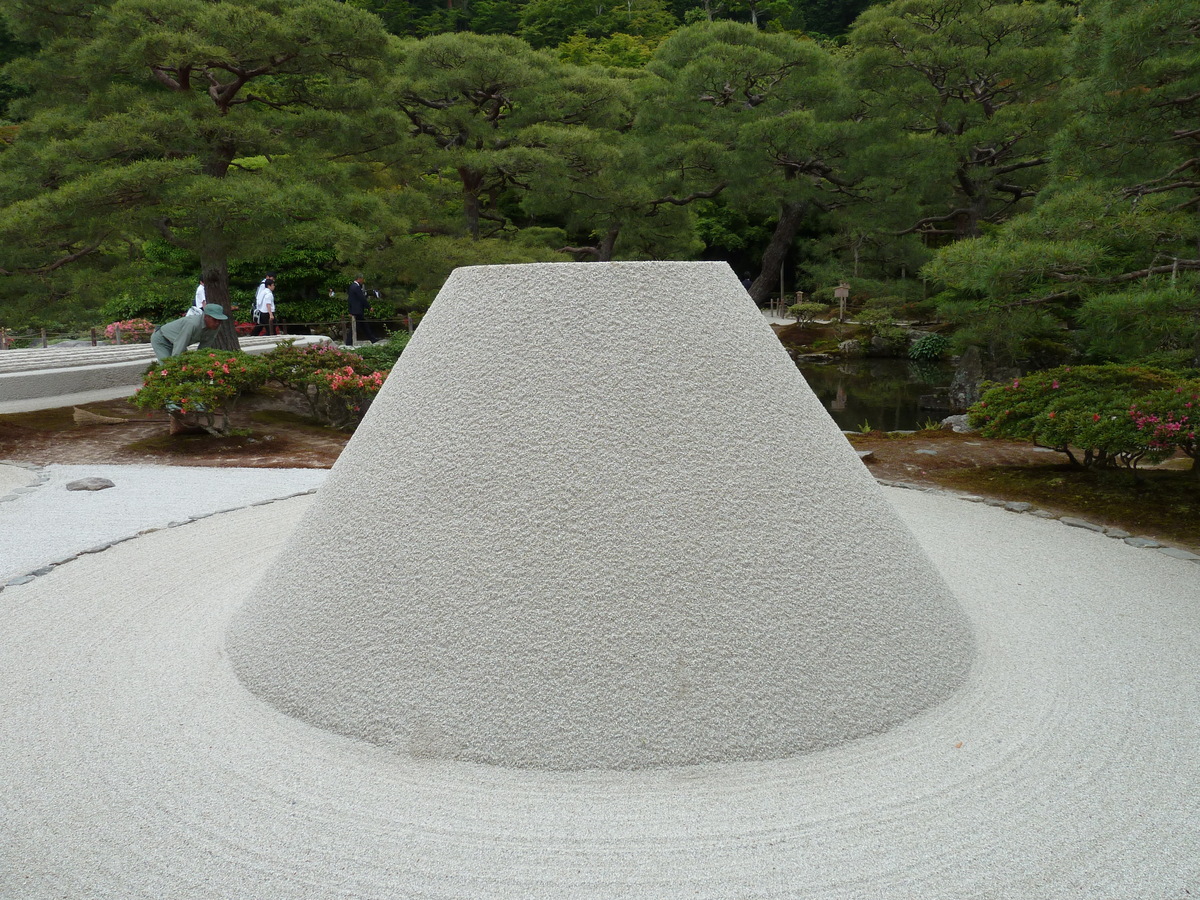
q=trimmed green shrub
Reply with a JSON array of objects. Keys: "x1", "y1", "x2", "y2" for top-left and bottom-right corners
[
  {"x1": 786, "y1": 302, "x2": 827, "y2": 327},
  {"x1": 98, "y1": 293, "x2": 181, "y2": 326},
  {"x1": 133, "y1": 350, "x2": 268, "y2": 436},
  {"x1": 908, "y1": 332, "x2": 950, "y2": 361},
  {"x1": 350, "y1": 331, "x2": 411, "y2": 371},
  {"x1": 260, "y1": 341, "x2": 388, "y2": 429},
  {"x1": 968, "y1": 365, "x2": 1180, "y2": 470},
  {"x1": 856, "y1": 308, "x2": 908, "y2": 355}
]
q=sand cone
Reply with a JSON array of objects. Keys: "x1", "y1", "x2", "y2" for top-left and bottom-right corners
[{"x1": 228, "y1": 262, "x2": 974, "y2": 771}]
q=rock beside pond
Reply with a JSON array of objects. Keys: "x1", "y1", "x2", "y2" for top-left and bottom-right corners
[
  {"x1": 942, "y1": 414, "x2": 975, "y2": 433},
  {"x1": 948, "y1": 346, "x2": 983, "y2": 412}
]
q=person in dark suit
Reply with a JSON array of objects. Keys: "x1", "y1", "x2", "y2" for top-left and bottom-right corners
[{"x1": 346, "y1": 274, "x2": 377, "y2": 345}]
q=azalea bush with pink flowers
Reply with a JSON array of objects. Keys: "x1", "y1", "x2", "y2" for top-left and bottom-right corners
[
  {"x1": 968, "y1": 365, "x2": 1183, "y2": 470},
  {"x1": 104, "y1": 318, "x2": 155, "y2": 343},
  {"x1": 133, "y1": 350, "x2": 268, "y2": 436},
  {"x1": 314, "y1": 366, "x2": 386, "y2": 428},
  {"x1": 260, "y1": 341, "x2": 388, "y2": 429},
  {"x1": 1129, "y1": 381, "x2": 1200, "y2": 473},
  {"x1": 133, "y1": 341, "x2": 392, "y2": 437}
]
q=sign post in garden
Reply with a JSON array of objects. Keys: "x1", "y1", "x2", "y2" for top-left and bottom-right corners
[{"x1": 834, "y1": 282, "x2": 851, "y2": 323}]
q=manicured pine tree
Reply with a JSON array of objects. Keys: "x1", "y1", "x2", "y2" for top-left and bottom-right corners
[
  {"x1": 640, "y1": 22, "x2": 860, "y2": 301},
  {"x1": 924, "y1": 0, "x2": 1200, "y2": 367},
  {"x1": 0, "y1": 0, "x2": 404, "y2": 347}
]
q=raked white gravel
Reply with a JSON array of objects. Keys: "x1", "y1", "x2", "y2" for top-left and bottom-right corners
[
  {"x1": 0, "y1": 487, "x2": 1197, "y2": 897},
  {"x1": 0, "y1": 463, "x2": 327, "y2": 581}
]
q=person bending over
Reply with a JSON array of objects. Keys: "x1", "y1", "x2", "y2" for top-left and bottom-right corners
[{"x1": 151, "y1": 305, "x2": 229, "y2": 361}]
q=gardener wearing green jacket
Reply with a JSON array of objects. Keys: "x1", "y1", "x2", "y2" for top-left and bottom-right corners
[{"x1": 150, "y1": 304, "x2": 229, "y2": 361}]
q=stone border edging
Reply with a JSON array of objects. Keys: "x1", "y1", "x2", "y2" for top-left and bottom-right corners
[
  {"x1": 876, "y1": 478, "x2": 1200, "y2": 565},
  {"x1": 0, "y1": 460, "x2": 49, "y2": 504},
  {"x1": 1, "y1": 486, "x2": 318, "y2": 591}
]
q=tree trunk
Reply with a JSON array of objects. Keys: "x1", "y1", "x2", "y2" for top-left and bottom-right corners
[
  {"x1": 596, "y1": 226, "x2": 620, "y2": 262},
  {"x1": 1192, "y1": 309, "x2": 1200, "y2": 368},
  {"x1": 459, "y1": 167, "x2": 483, "y2": 239},
  {"x1": 748, "y1": 200, "x2": 807, "y2": 305},
  {"x1": 200, "y1": 256, "x2": 242, "y2": 352}
]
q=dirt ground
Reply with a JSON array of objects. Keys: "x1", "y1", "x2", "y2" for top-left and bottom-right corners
[
  {"x1": 0, "y1": 392, "x2": 348, "y2": 469},
  {"x1": 0, "y1": 394, "x2": 1045, "y2": 476},
  {"x1": 2, "y1": 394, "x2": 1196, "y2": 552}
]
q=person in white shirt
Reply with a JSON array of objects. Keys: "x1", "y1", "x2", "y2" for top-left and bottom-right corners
[
  {"x1": 251, "y1": 276, "x2": 276, "y2": 335},
  {"x1": 186, "y1": 278, "x2": 206, "y2": 317}
]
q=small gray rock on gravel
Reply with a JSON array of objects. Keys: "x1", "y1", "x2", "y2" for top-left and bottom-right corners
[{"x1": 66, "y1": 477, "x2": 116, "y2": 492}]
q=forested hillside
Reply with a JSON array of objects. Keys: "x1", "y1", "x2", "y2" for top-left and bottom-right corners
[{"x1": 0, "y1": 0, "x2": 1196, "y2": 371}]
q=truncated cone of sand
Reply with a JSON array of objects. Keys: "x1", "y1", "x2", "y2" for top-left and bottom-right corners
[{"x1": 227, "y1": 261, "x2": 974, "y2": 770}]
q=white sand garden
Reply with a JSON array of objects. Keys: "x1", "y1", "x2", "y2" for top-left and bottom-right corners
[{"x1": 1, "y1": 263, "x2": 1196, "y2": 897}]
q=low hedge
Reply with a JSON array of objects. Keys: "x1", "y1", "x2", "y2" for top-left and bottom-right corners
[{"x1": 968, "y1": 364, "x2": 1197, "y2": 471}]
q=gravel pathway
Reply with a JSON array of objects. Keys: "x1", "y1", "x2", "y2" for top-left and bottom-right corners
[{"x1": 0, "y1": 462, "x2": 328, "y2": 583}]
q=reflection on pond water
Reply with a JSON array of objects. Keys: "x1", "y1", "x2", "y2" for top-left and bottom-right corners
[{"x1": 797, "y1": 358, "x2": 955, "y2": 432}]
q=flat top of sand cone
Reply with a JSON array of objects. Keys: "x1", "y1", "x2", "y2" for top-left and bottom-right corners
[{"x1": 228, "y1": 262, "x2": 974, "y2": 770}]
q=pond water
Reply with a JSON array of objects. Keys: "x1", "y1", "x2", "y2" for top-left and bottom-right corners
[{"x1": 796, "y1": 358, "x2": 956, "y2": 432}]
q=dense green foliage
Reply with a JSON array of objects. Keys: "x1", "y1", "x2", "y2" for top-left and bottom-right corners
[
  {"x1": 350, "y1": 330, "x2": 412, "y2": 371},
  {"x1": 1, "y1": 0, "x2": 1197, "y2": 379},
  {"x1": 926, "y1": 0, "x2": 1200, "y2": 370},
  {"x1": 0, "y1": 0, "x2": 405, "y2": 348},
  {"x1": 907, "y1": 332, "x2": 949, "y2": 362}
]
